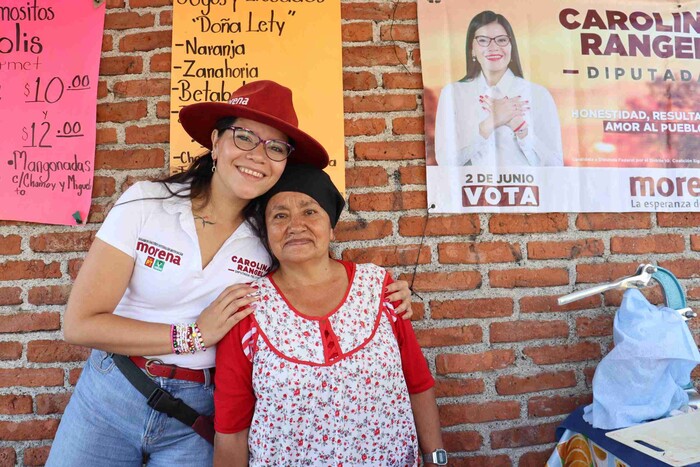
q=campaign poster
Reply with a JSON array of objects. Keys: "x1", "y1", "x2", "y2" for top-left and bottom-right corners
[
  {"x1": 419, "y1": 0, "x2": 700, "y2": 212},
  {"x1": 0, "y1": 0, "x2": 106, "y2": 225},
  {"x1": 170, "y1": 0, "x2": 345, "y2": 190}
]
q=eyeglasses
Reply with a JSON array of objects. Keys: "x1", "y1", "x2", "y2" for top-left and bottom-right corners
[
  {"x1": 474, "y1": 35, "x2": 511, "y2": 47},
  {"x1": 227, "y1": 126, "x2": 294, "y2": 162}
]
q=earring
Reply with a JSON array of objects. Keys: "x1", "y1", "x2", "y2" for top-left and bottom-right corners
[
  {"x1": 472, "y1": 56, "x2": 476, "y2": 62},
  {"x1": 211, "y1": 158, "x2": 217, "y2": 173}
]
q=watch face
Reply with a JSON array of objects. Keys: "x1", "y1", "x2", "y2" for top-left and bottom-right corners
[{"x1": 436, "y1": 449, "x2": 448, "y2": 465}]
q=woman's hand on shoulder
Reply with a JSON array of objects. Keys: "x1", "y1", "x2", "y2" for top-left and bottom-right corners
[
  {"x1": 385, "y1": 279, "x2": 414, "y2": 320},
  {"x1": 197, "y1": 283, "x2": 259, "y2": 347}
]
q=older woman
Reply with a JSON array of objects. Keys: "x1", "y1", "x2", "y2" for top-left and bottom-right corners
[
  {"x1": 435, "y1": 10, "x2": 563, "y2": 167},
  {"x1": 213, "y1": 164, "x2": 446, "y2": 466}
]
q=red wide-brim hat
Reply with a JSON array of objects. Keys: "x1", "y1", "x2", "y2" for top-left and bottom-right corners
[{"x1": 179, "y1": 80, "x2": 329, "y2": 169}]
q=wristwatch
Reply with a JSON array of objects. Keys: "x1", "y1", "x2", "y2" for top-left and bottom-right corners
[{"x1": 422, "y1": 449, "x2": 448, "y2": 465}]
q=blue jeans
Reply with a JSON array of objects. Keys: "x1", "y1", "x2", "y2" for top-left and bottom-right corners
[{"x1": 47, "y1": 350, "x2": 214, "y2": 467}]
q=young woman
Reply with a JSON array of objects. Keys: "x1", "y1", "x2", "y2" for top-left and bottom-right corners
[
  {"x1": 435, "y1": 10, "x2": 563, "y2": 167},
  {"x1": 213, "y1": 165, "x2": 446, "y2": 466},
  {"x1": 47, "y1": 80, "x2": 413, "y2": 466}
]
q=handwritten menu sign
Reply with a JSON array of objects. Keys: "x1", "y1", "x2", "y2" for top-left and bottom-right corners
[
  {"x1": 170, "y1": 0, "x2": 345, "y2": 190},
  {"x1": 0, "y1": 1, "x2": 105, "y2": 225}
]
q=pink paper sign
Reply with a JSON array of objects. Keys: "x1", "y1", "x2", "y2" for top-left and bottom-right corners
[{"x1": 0, "y1": 1, "x2": 105, "y2": 225}]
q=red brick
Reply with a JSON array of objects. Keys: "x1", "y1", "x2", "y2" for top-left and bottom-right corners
[
  {"x1": 520, "y1": 294, "x2": 601, "y2": 313},
  {"x1": 0, "y1": 312, "x2": 60, "y2": 333},
  {"x1": 491, "y1": 422, "x2": 558, "y2": 449},
  {"x1": 434, "y1": 378, "x2": 485, "y2": 397},
  {"x1": 658, "y1": 259, "x2": 700, "y2": 279},
  {"x1": 524, "y1": 342, "x2": 601, "y2": 365},
  {"x1": 343, "y1": 45, "x2": 407, "y2": 66},
  {"x1": 443, "y1": 430, "x2": 482, "y2": 452},
  {"x1": 576, "y1": 262, "x2": 640, "y2": 283},
  {"x1": 384, "y1": 72, "x2": 423, "y2": 89},
  {"x1": 150, "y1": 52, "x2": 171, "y2": 72},
  {"x1": 92, "y1": 176, "x2": 117, "y2": 197},
  {"x1": 99, "y1": 55, "x2": 143, "y2": 75},
  {"x1": 398, "y1": 166, "x2": 426, "y2": 185},
  {"x1": 611, "y1": 234, "x2": 684, "y2": 254},
  {"x1": 528, "y1": 393, "x2": 592, "y2": 417},
  {"x1": 23, "y1": 446, "x2": 51, "y2": 466},
  {"x1": 69, "y1": 368, "x2": 82, "y2": 386},
  {"x1": 496, "y1": 371, "x2": 576, "y2": 395},
  {"x1": 349, "y1": 191, "x2": 426, "y2": 212},
  {"x1": 411, "y1": 48, "x2": 421, "y2": 66},
  {"x1": 414, "y1": 325, "x2": 482, "y2": 347},
  {"x1": 392, "y1": 116, "x2": 423, "y2": 135},
  {"x1": 0, "y1": 420, "x2": 59, "y2": 441},
  {"x1": 490, "y1": 320, "x2": 569, "y2": 343},
  {"x1": 0, "y1": 448, "x2": 15, "y2": 466},
  {"x1": 341, "y1": 2, "x2": 416, "y2": 20},
  {"x1": 436, "y1": 350, "x2": 515, "y2": 374},
  {"x1": 113, "y1": 78, "x2": 170, "y2": 97},
  {"x1": 30, "y1": 232, "x2": 94, "y2": 253},
  {"x1": 159, "y1": 10, "x2": 172, "y2": 25},
  {"x1": 657, "y1": 212, "x2": 700, "y2": 227},
  {"x1": 119, "y1": 30, "x2": 171, "y2": 52},
  {"x1": 344, "y1": 118, "x2": 386, "y2": 136},
  {"x1": 156, "y1": 100, "x2": 171, "y2": 118},
  {"x1": 518, "y1": 450, "x2": 554, "y2": 467},
  {"x1": 692, "y1": 235, "x2": 700, "y2": 251},
  {"x1": 343, "y1": 71, "x2": 377, "y2": 91},
  {"x1": 576, "y1": 315, "x2": 614, "y2": 337},
  {"x1": 576, "y1": 213, "x2": 651, "y2": 230},
  {"x1": 399, "y1": 215, "x2": 480, "y2": 236},
  {"x1": 431, "y1": 298, "x2": 513, "y2": 319},
  {"x1": 354, "y1": 141, "x2": 424, "y2": 161},
  {"x1": 68, "y1": 259, "x2": 83, "y2": 280},
  {"x1": 0, "y1": 235, "x2": 21, "y2": 254},
  {"x1": 0, "y1": 287, "x2": 22, "y2": 306},
  {"x1": 105, "y1": 11, "x2": 154, "y2": 29},
  {"x1": 345, "y1": 166, "x2": 388, "y2": 188},
  {"x1": 27, "y1": 285, "x2": 71, "y2": 306},
  {"x1": 0, "y1": 369, "x2": 64, "y2": 388},
  {"x1": 379, "y1": 24, "x2": 418, "y2": 42},
  {"x1": 102, "y1": 34, "x2": 113, "y2": 52},
  {"x1": 0, "y1": 395, "x2": 32, "y2": 414},
  {"x1": 97, "y1": 101, "x2": 148, "y2": 123},
  {"x1": 27, "y1": 340, "x2": 90, "y2": 363},
  {"x1": 97, "y1": 80, "x2": 108, "y2": 99},
  {"x1": 452, "y1": 456, "x2": 511, "y2": 467},
  {"x1": 342, "y1": 245, "x2": 430, "y2": 267},
  {"x1": 584, "y1": 366, "x2": 596, "y2": 387},
  {"x1": 398, "y1": 271, "x2": 481, "y2": 293},
  {"x1": 35, "y1": 393, "x2": 72, "y2": 415},
  {"x1": 490, "y1": 214, "x2": 568, "y2": 234},
  {"x1": 344, "y1": 94, "x2": 416, "y2": 113},
  {"x1": 409, "y1": 302, "x2": 425, "y2": 321},
  {"x1": 440, "y1": 401, "x2": 520, "y2": 426},
  {"x1": 439, "y1": 241, "x2": 521, "y2": 264},
  {"x1": 334, "y1": 219, "x2": 392, "y2": 242},
  {"x1": 342, "y1": 22, "x2": 373, "y2": 42},
  {"x1": 130, "y1": 0, "x2": 169, "y2": 6},
  {"x1": 0, "y1": 342, "x2": 21, "y2": 360},
  {"x1": 125, "y1": 124, "x2": 170, "y2": 144},
  {"x1": 527, "y1": 239, "x2": 604, "y2": 260},
  {"x1": 489, "y1": 268, "x2": 568, "y2": 288},
  {"x1": 0, "y1": 260, "x2": 61, "y2": 280},
  {"x1": 96, "y1": 128, "x2": 118, "y2": 145},
  {"x1": 95, "y1": 149, "x2": 164, "y2": 170}
]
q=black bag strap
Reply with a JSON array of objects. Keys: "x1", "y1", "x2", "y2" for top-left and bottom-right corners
[{"x1": 111, "y1": 354, "x2": 215, "y2": 444}]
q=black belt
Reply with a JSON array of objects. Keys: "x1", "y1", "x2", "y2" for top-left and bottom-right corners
[{"x1": 111, "y1": 354, "x2": 215, "y2": 444}]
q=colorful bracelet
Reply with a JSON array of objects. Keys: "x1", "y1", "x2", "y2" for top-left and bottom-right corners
[
  {"x1": 514, "y1": 121, "x2": 526, "y2": 133},
  {"x1": 193, "y1": 322, "x2": 207, "y2": 352},
  {"x1": 170, "y1": 322, "x2": 206, "y2": 354}
]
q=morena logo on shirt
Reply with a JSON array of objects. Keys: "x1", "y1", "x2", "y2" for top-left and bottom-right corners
[
  {"x1": 229, "y1": 255, "x2": 269, "y2": 278},
  {"x1": 136, "y1": 240, "x2": 183, "y2": 271}
]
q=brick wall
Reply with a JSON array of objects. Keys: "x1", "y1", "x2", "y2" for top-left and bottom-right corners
[{"x1": 2, "y1": 1, "x2": 699, "y2": 465}]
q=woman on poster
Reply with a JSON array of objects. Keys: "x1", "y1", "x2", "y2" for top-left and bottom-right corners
[
  {"x1": 435, "y1": 10, "x2": 564, "y2": 167},
  {"x1": 46, "y1": 80, "x2": 413, "y2": 466}
]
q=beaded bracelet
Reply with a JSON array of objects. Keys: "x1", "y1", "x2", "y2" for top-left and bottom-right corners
[
  {"x1": 193, "y1": 322, "x2": 207, "y2": 352},
  {"x1": 170, "y1": 322, "x2": 207, "y2": 354}
]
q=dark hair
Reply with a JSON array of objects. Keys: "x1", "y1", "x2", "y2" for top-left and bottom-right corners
[
  {"x1": 246, "y1": 199, "x2": 279, "y2": 272},
  {"x1": 461, "y1": 11, "x2": 524, "y2": 82}
]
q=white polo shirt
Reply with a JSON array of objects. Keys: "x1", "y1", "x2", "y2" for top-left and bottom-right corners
[{"x1": 96, "y1": 181, "x2": 271, "y2": 369}]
